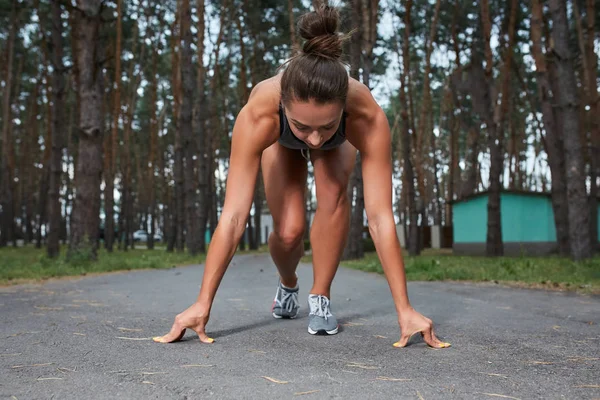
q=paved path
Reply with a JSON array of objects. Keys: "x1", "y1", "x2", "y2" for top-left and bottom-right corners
[{"x1": 1, "y1": 254, "x2": 599, "y2": 399}]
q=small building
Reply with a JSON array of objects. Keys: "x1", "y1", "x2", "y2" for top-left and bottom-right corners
[{"x1": 452, "y1": 190, "x2": 600, "y2": 256}]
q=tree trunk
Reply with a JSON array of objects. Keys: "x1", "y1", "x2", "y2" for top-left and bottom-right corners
[
  {"x1": 195, "y1": 0, "x2": 208, "y2": 252},
  {"x1": 548, "y1": 0, "x2": 592, "y2": 260},
  {"x1": 47, "y1": 0, "x2": 66, "y2": 258},
  {"x1": 171, "y1": 0, "x2": 184, "y2": 251},
  {"x1": 482, "y1": 0, "x2": 516, "y2": 257},
  {"x1": 180, "y1": 0, "x2": 199, "y2": 255},
  {"x1": 103, "y1": 0, "x2": 122, "y2": 252},
  {"x1": 24, "y1": 84, "x2": 40, "y2": 244},
  {"x1": 37, "y1": 52, "x2": 53, "y2": 249},
  {"x1": 342, "y1": 0, "x2": 365, "y2": 260},
  {"x1": 147, "y1": 46, "x2": 159, "y2": 250},
  {"x1": 0, "y1": 0, "x2": 17, "y2": 247},
  {"x1": 585, "y1": 0, "x2": 598, "y2": 250},
  {"x1": 400, "y1": 0, "x2": 419, "y2": 256},
  {"x1": 415, "y1": 0, "x2": 441, "y2": 228},
  {"x1": 68, "y1": 0, "x2": 105, "y2": 261},
  {"x1": 122, "y1": 17, "x2": 145, "y2": 250},
  {"x1": 288, "y1": 0, "x2": 299, "y2": 54},
  {"x1": 574, "y1": 0, "x2": 599, "y2": 250},
  {"x1": 530, "y1": 0, "x2": 570, "y2": 255}
]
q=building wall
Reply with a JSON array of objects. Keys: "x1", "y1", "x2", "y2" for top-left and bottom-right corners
[
  {"x1": 453, "y1": 195, "x2": 488, "y2": 243},
  {"x1": 501, "y1": 193, "x2": 556, "y2": 242},
  {"x1": 453, "y1": 192, "x2": 600, "y2": 255},
  {"x1": 454, "y1": 193, "x2": 559, "y2": 243}
]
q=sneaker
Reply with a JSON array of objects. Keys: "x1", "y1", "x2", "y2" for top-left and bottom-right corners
[
  {"x1": 272, "y1": 281, "x2": 300, "y2": 319},
  {"x1": 307, "y1": 294, "x2": 338, "y2": 335}
]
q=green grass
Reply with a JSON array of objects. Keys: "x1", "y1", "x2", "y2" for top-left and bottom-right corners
[
  {"x1": 303, "y1": 249, "x2": 600, "y2": 294},
  {"x1": 0, "y1": 244, "x2": 271, "y2": 285},
  {"x1": 0, "y1": 245, "x2": 203, "y2": 285}
]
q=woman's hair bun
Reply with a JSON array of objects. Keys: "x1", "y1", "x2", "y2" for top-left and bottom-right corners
[{"x1": 297, "y1": 5, "x2": 343, "y2": 60}]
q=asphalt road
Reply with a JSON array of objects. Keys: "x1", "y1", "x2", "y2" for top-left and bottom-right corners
[{"x1": 1, "y1": 253, "x2": 599, "y2": 399}]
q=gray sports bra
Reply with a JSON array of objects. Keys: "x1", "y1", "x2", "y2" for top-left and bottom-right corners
[{"x1": 278, "y1": 104, "x2": 347, "y2": 151}]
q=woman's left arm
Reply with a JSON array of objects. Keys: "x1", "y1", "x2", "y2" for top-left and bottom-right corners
[{"x1": 348, "y1": 87, "x2": 450, "y2": 349}]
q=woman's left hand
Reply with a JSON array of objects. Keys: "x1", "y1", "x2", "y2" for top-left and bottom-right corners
[{"x1": 394, "y1": 307, "x2": 451, "y2": 349}]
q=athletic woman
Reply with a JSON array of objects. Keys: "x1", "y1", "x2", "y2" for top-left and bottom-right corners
[{"x1": 154, "y1": 5, "x2": 450, "y2": 349}]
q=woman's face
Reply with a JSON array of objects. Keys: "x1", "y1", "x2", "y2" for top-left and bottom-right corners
[{"x1": 284, "y1": 100, "x2": 344, "y2": 149}]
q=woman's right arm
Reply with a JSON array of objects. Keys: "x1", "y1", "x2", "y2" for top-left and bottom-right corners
[
  {"x1": 153, "y1": 96, "x2": 277, "y2": 344},
  {"x1": 196, "y1": 103, "x2": 277, "y2": 306}
]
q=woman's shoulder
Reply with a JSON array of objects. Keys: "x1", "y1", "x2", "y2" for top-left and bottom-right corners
[
  {"x1": 245, "y1": 75, "x2": 282, "y2": 121},
  {"x1": 345, "y1": 77, "x2": 381, "y2": 122}
]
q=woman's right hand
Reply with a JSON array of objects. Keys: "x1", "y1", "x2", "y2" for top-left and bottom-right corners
[{"x1": 153, "y1": 302, "x2": 214, "y2": 344}]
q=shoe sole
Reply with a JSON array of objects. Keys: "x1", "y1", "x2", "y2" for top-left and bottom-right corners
[
  {"x1": 308, "y1": 325, "x2": 339, "y2": 335},
  {"x1": 272, "y1": 312, "x2": 298, "y2": 319}
]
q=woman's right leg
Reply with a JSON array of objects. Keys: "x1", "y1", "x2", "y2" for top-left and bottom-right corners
[{"x1": 261, "y1": 142, "x2": 308, "y2": 288}]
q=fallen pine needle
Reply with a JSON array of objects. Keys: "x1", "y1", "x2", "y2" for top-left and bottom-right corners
[
  {"x1": 346, "y1": 363, "x2": 378, "y2": 370},
  {"x1": 376, "y1": 376, "x2": 411, "y2": 382},
  {"x1": 141, "y1": 372, "x2": 167, "y2": 375},
  {"x1": 575, "y1": 385, "x2": 600, "y2": 388},
  {"x1": 262, "y1": 376, "x2": 288, "y2": 384},
  {"x1": 475, "y1": 393, "x2": 521, "y2": 400},
  {"x1": 417, "y1": 391, "x2": 425, "y2": 400},
  {"x1": 37, "y1": 377, "x2": 63, "y2": 381},
  {"x1": 142, "y1": 381, "x2": 154, "y2": 385},
  {"x1": 34, "y1": 306, "x2": 63, "y2": 311},
  {"x1": 373, "y1": 335, "x2": 387, "y2": 339},
  {"x1": 567, "y1": 357, "x2": 599, "y2": 362},
  {"x1": 1, "y1": 353, "x2": 21, "y2": 357},
  {"x1": 525, "y1": 361, "x2": 553, "y2": 365},
  {"x1": 116, "y1": 337, "x2": 151, "y2": 341},
  {"x1": 57, "y1": 367, "x2": 76, "y2": 373},
  {"x1": 118, "y1": 327, "x2": 143, "y2": 332},
  {"x1": 478, "y1": 372, "x2": 509, "y2": 379},
  {"x1": 73, "y1": 333, "x2": 86, "y2": 336},
  {"x1": 294, "y1": 390, "x2": 321, "y2": 396},
  {"x1": 12, "y1": 363, "x2": 53, "y2": 369},
  {"x1": 180, "y1": 364, "x2": 215, "y2": 368},
  {"x1": 342, "y1": 322, "x2": 364, "y2": 327},
  {"x1": 248, "y1": 349, "x2": 266, "y2": 354}
]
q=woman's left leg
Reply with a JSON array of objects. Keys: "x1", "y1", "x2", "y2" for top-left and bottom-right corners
[{"x1": 309, "y1": 140, "x2": 357, "y2": 298}]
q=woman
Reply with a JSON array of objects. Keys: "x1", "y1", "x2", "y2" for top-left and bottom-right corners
[{"x1": 154, "y1": 5, "x2": 450, "y2": 349}]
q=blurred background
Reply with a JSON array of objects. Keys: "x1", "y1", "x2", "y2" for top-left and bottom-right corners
[{"x1": 0, "y1": 0, "x2": 598, "y2": 273}]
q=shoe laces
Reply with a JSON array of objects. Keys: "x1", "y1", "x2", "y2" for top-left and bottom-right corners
[
  {"x1": 309, "y1": 295, "x2": 333, "y2": 321},
  {"x1": 278, "y1": 286, "x2": 299, "y2": 313}
]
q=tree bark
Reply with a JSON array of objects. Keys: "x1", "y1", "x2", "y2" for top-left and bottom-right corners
[
  {"x1": 400, "y1": 0, "x2": 419, "y2": 256},
  {"x1": 47, "y1": 0, "x2": 66, "y2": 258},
  {"x1": 37, "y1": 48, "x2": 53, "y2": 249},
  {"x1": 195, "y1": 0, "x2": 208, "y2": 252},
  {"x1": 180, "y1": 0, "x2": 199, "y2": 255},
  {"x1": 103, "y1": 0, "x2": 122, "y2": 252},
  {"x1": 147, "y1": 45, "x2": 159, "y2": 250},
  {"x1": 68, "y1": 0, "x2": 105, "y2": 261},
  {"x1": 172, "y1": 0, "x2": 184, "y2": 251},
  {"x1": 585, "y1": 0, "x2": 598, "y2": 250},
  {"x1": 530, "y1": 0, "x2": 570, "y2": 255},
  {"x1": 548, "y1": 0, "x2": 592, "y2": 260},
  {"x1": 482, "y1": 0, "x2": 516, "y2": 257},
  {"x1": 288, "y1": 0, "x2": 299, "y2": 54},
  {"x1": 0, "y1": 0, "x2": 18, "y2": 247},
  {"x1": 574, "y1": 0, "x2": 599, "y2": 249},
  {"x1": 415, "y1": 0, "x2": 441, "y2": 227}
]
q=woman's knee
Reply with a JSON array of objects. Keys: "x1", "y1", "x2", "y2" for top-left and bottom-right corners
[{"x1": 271, "y1": 221, "x2": 305, "y2": 251}]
